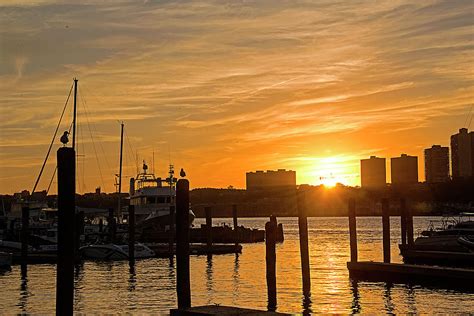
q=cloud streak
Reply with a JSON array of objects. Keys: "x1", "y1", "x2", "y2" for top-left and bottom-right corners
[{"x1": 0, "y1": 0, "x2": 473, "y2": 192}]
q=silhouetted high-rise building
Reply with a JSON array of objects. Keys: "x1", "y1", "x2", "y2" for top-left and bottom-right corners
[
  {"x1": 391, "y1": 154, "x2": 418, "y2": 184},
  {"x1": 424, "y1": 145, "x2": 449, "y2": 183},
  {"x1": 451, "y1": 128, "x2": 474, "y2": 179},
  {"x1": 360, "y1": 156, "x2": 386, "y2": 188},
  {"x1": 246, "y1": 169, "x2": 296, "y2": 190}
]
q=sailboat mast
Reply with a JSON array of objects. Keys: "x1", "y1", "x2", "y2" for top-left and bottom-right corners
[
  {"x1": 117, "y1": 122, "x2": 124, "y2": 218},
  {"x1": 72, "y1": 78, "x2": 78, "y2": 150}
]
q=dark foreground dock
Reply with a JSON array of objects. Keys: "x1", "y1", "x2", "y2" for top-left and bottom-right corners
[
  {"x1": 347, "y1": 261, "x2": 474, "y2": 290},
  {"x1": 170, "y1": 305, "x2": 290, "y2": 316},
  {"x1": 400, "y1": 248, "x2": 474, "y2": 266}
]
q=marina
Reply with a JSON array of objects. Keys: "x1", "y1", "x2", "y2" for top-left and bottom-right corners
[
  {"x1": 1, "y1": 217, "x2": 473, "y2": 314},
  {"x1": 1, "y1": 1, "x2": 474, "y2": 314}
]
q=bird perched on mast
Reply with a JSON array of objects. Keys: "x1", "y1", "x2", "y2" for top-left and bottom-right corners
[
  {"x1": 60, "y1": 131, "x2": 69, "y2": 146},
  {"x1": 180, "y1": 168, "x2": 186, "y2": 178}
]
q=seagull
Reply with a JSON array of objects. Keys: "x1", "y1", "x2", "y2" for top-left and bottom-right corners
[
  {"x1": 180, "y1": 168, "x2": 186, "y2": 177},
  {"x1": 60, "y1": 131, "x2": 69, "y2": 146}
]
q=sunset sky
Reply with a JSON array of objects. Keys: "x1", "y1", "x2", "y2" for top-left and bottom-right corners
[{"x1": 0, "y1": 0, "x2": 473, "y2": 194}]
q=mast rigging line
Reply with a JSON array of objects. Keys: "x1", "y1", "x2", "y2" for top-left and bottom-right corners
[
  {"x1": 31, "y1": 82, "x2": 74, "y2": 195},
  {"x1": 78, "y1": 86, "x2": 107, "y2": 191}
]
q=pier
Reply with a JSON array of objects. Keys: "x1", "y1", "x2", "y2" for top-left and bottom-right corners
[
  {"x1": 346, "y1": 198, "x2": 474, "y2": 290},
  {"x1": 170, "y1": 305, "x2": 290, "y2": 315}
]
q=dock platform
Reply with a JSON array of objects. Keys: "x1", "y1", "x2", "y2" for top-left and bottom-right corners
[
  {"x1": 400, "y1": 248, "x2": 474, "y2": 266},
  {"x1": 347, "y1": 261, "x2": 474, "y2": 290},
  {"x1": 170, "y1": 305, "x2": 290, "y2": 315}
]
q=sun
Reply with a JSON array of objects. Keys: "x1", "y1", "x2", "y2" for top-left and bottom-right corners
[{"x1": 319, "y1": 174, "x2": 346, "y2": 188}]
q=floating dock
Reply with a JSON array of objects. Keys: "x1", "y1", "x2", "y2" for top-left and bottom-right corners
[
  {"x1": 170, "y1": 305, "x2": 290, "y2": 316},
  {"x1": 400, "y1": 248, "x2": 474, "y2": 266},
  {"x1": 347, "y1": 261, "x2": 474, "y2": 290}
]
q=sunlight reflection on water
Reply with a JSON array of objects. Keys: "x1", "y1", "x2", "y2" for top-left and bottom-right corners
[{"x1": 0, "y1": 217, "x2": 473, "y2": 314}]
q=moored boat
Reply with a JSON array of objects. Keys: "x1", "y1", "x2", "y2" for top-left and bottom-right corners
[
  {"x1": 79, "y1": 242, "x2": 155, "y2": 260},
  {"x1": 0, "y1": 251, "x2": 12, "y2": 270},
  {"x1": 129, "y1": 163, "x2": 195, "y2": 233}
]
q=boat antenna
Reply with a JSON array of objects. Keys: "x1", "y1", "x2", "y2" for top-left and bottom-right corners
[
  {"x1": 117, "y1": 121, "x2": 124, "y2": 218},
  {"x1": 72, "y1": 78, "x2": 78, "y2": 150},
  {"x1": 152, "y1": 149, "x2": 155, "y2": 175}
]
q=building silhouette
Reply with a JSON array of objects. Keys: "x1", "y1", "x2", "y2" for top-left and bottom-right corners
[
  {"x1": 391, "y1": 154, "x2": 418, "y2": 185},
  {"x1": 424, "y1": 145, "x2": 449, "y2": 183},
  {"x1": 360, "y1": 156, "x2": 386, "y2": 188},
  {"x1": 246, "y1": 169, "x2": 296, "y2": 190},
  {"x1": 451, "y1": 128, "x2": 474, "y2": 179}
]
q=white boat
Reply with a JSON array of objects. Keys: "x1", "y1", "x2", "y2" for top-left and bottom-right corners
[
  {"x1": 0, "y1": 251, "x2": 12, "y2": 270},
  {"x1": 79, "y1": 242, "x2": 155, "y2": 260},
  {"x1": 129, "y1": 163, "x2": 195, "y2": 232}
]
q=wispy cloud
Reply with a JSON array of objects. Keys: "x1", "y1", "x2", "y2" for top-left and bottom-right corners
[{"x1": 0, "y1": 0, "x2": 473, "y2": 192}]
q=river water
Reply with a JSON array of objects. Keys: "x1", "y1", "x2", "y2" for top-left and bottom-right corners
[{"x1": 1, "y1": 217, "x2": 473, "y2": 314}]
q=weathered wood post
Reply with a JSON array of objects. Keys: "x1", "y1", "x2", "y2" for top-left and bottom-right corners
[
  {"x1": 297, "y1": 190, "x2": 311, "y2": 296},
  {"x1": 348, "y1": 199, "x2": 358, "y2": 263},
  {"x1": 400, "y1": 198, "x2": 407, "y2": 246},
  {"x1": 99, "y1": 218, "x2": 103, "y2": 233},
  {"x1": 21, "y1": 206, "x2": 29, "y2": 267},
  {"x1": 265, "y1": 215, "x2": 277, "y2": 312},
  {"x1": 176, "y1": 179, "x2": 191, "y2": 309},
  {"x1": 168, "y1": 205, "x2": 175, "y2": 257},
  {"x1": 232, "y1": 204, "x2": 238, "y2": 246},
  {"x1": 56, "y1": 147, "x2": 75, "y2": 315},
  {"x1": 205, "y1": 206, "x2": 212, "y2": 252},
  {"x1": 108, "y1": 208, "x2": 115, "y2": 243},
  {"x1": 406, "y1": 201, "x2": 414, "y2": 247},
  {"x1": 381, "y1": 198, "x2": 391, "y2": 263},
  {"x1": 128, "y1": 205, "x2": 135, "y2": 265}
]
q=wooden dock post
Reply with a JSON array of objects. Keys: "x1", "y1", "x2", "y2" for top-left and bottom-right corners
[
  {"x1": 56, "y1": 147, "x2": 75, "y2": 315},
  {"x1": 232, "y1": 204, "x2": 238, "y2": 245},
  {"x1": 382, "y1": 198, "x2": 391, "y2": 263},
  {"x1": 169, "y1": 205, "x2": 175, "y2": 257},
  {"x1": 205, "y1": 206, "x2": 212, "y2": 251},
  {"x1": 21, "y1": 206, "x2": 29, "y2": 267},
  {"x1": 108, "y1": 208, "x2": 115, "y2": 243},
  {"x1": 297, "y1": 191, "x2": 311, "y2": 296},
  {"x1": 406, "y1": 201, "x2": 414, "y2": 247},
  {"x1": 128, "y1": 205, "x2": 135, "y2": 265},
  {"x1": 176, "y1": 179, "x2": 191, "y2": 309},
  {"x1": 400, "y1": 198, "x2": 407, "y2": 246},
  {"x1": 348, "y1": 199, "x2": 358, "y2": 263},
  {"x1": 265, "y1": 215, "x2": 277, "y2": 311}
]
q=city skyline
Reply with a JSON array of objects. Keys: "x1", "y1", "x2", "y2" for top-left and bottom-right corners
[{"x1": 1, "y1": 1, "x2": 473, "y2": 194}]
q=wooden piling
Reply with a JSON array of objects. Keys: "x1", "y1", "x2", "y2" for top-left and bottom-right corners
[
  {"x1": 265, "y1": 215, "x2": 277, "y2": 311},
  {"x1": 128, "y1": 205, "x2": 135, "y2": 264},
  {"x1": 297, "y1": 191, "x2": 311, "y2": 296},
  {"x1": 21, "y1": 206, "x2": 29, "y2": 266},
  {"x1": 169, "y1": 205, "x2": 175, "y2": 257},
  {"x1": 205, "y1": 206, "x2": 212, "y2": 251},
  {"x1": 176, "y1": 179, "x2": 191, "y2": 309},
  {"x1": 56, "y1": 147, "x2": 75, "y2": 315},
  {"x1": 348, "y1": 199, "x2": 358, "y2": 263},
  {"x1": 232, "y1": 204, "x2": 238, "y2": 246},
  {"x1": 400, "y1": 198, "x2": 407, "y2": 246},
  {"x1": 381, "y1": 198, "x2": 390, "y2": 263},
  {"x1": 406, "y1": 201, "x2": 414, "y2": 246},
  {"x1": 108, "y1": 208, "x2": 115, "y2": 243}
]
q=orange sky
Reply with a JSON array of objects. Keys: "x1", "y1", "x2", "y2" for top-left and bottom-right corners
[{"x1": 0, "y1": 1, "x2": 473, "y2": 194}]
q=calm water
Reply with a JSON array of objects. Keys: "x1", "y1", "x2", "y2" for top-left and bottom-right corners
[{"x1": 1, "y1": 217, "x2": 473, "y2": 314}]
